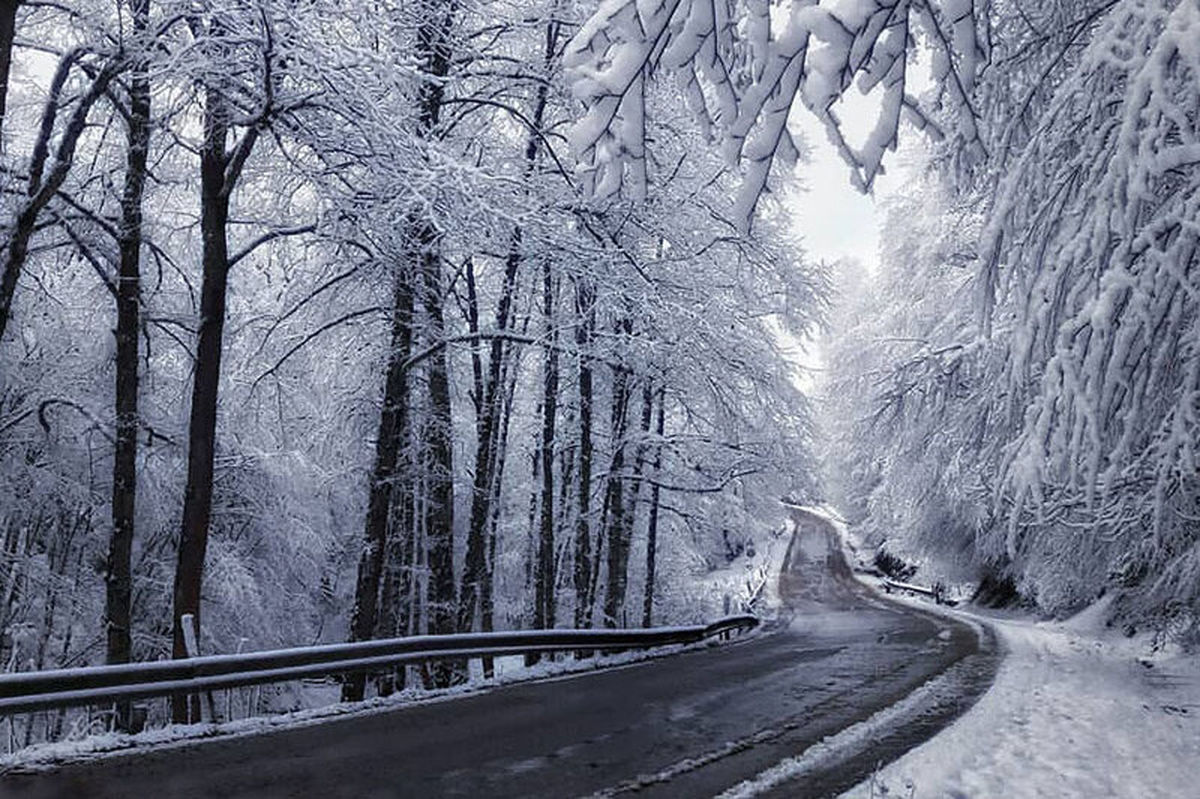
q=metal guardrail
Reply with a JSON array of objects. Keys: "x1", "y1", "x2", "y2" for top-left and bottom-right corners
[
  {"x1": 880, "y1": 578, "x2": 950, "y2": 605},
  {"x1": 0, "y1": 616, "x2": 758, "y2": 716}
]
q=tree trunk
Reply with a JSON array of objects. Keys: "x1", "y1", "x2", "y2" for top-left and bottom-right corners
[
  {"x1": 480, "y1": 349, "x2": 520, "y2": 676},
  {"x1": 172, "y1": 21, "x2": 262, "y2": 716},
  {"x1": 172, "y1": 77, "x2": 232, "y2": 723},
  {"x1": 458, "y1": 246, "x2": 519, "y2": 634},
  {"x1": 417, "y1": 227, "x2": 457, "y2": 681},
  {"x1": 376, "y1": 475, "x2": 415, "y2": 695},
  {"x1": 411, "y1": 0, "x2": 458, "y2": 687},
  {"x1": 0, "y1": 1, "x2": 19, "y2": 143},
  {"x1": 600, "y1": 336, "x2": 634, "y2": 628},
  {"x1": 534, "y1": 261, "x2": 559, "y2": 632},
  {"x1": 106, "y1": 0, "x2": 151, "y2": 733},
  {"x1": 573, "y1": 280, "x2": 595, "y2": 628},
  {"x1": 642, "y1": 388, "x2": 665, "y2": 628},
  {"x1": 343, "y1": 264, "x2": 414, "y2": 702},
  {"x1": 604, "y1": 384, "x2": 653, "y2": 628}
]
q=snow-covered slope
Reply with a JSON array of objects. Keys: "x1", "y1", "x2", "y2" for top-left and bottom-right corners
[{"x1": 841, "y1": 598, "x2": 1200, "y2": 798}]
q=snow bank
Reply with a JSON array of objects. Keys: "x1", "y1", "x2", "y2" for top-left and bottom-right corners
[{"x1": 840, "y1": 598, "x2": 1200, "y2": 798}]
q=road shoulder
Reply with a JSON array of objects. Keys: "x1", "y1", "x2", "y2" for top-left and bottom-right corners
[{"x1": 838, "y1": 597, "x2": 1200, "y2": 798}]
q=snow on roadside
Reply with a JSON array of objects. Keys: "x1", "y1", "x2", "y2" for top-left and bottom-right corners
[
  {"x1": 839, "y1": 597, "x2": 1200, "y2": 799},
  {"x1": 791, "y1": 504, "x2": 1200, "y2": 799},
  {"x1": 688, "y1": 516, "x2": 794, "y2": 621}
]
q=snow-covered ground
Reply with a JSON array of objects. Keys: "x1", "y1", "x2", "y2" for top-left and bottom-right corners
[
  {"x1": 840, "y1": 596, "x2": 1200, "y2": 799},
  {"x1": 686, "y1": 516, "x2": 794, "y2": 621}
]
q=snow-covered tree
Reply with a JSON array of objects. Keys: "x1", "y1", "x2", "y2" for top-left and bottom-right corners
[
  {"x1": 564, "y1": 0, "x2": 990, "y2": 229},
  {"x1": 818, "y1": 0, "x2": 1200, "y2": 639}
]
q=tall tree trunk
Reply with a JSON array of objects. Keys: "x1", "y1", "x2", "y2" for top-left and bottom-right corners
[
  {"x1": 172, "y1": 78, "x2": 231, "y2": 723},
  {"x1": 418, "y1": 228, "x2": 457, "y2": 678},
  {"x1": 0, "y1": 1, "x2": 19, "y2": 143},
  {"x1": 458, "y1": 247, "x2": 518, "y2": 634},
  {"x1": 408, "y1": 480, "x2": 425, "y2": 636},
  {"x1": 600, "y1": 335, "x2": 634, "y2": 628},
  {"x1": 411, "y1": 0, "x2": 458, "y2": 688},
  {"x1": 106, "y1": 0, "x2": 151, "y2": 733},
  {"x1": 463, "y1": 259, "x2": 485, "y2": 420},
  {"x1": 534, "y1": 262, "x2": 559, "y2": 632},
  {"x1": 480, "y1": 349, "x2": 520, "y2": 675},
  {"x1": 573, "y1": 280, "x2": 595, "y2": 628},
  {"x1": 172, "y1": 19, "x2": 261, "y2": 720},
  {"x1": 342, "y1": 265, "x2": 414, "y2": 702},
  {"x1": 642, "y1": 388, "x2": 665, "y2": 628},
  {"x1": 604, "y1": 384, "x2": 653, "y2": 628},
  {"x1": 376, "y1": 476, "x2": 414, "y2": 695}
]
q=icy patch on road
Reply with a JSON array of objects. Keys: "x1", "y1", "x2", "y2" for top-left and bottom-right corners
[{"x1": 839, "y1": 598, "x2": 1200, "y2": 799}]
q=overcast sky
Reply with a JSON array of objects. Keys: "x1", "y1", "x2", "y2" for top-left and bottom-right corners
[
  {"x1": 789, "y1": 50, "x2": 931, "y2": 274},
  {"x1": 790, "y1": 114, "x2": 883, "y2": 272}
]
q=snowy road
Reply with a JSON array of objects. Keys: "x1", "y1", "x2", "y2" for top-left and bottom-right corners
[{"x1": 2, "y1": 509, "x2": 997, "y2": 798}]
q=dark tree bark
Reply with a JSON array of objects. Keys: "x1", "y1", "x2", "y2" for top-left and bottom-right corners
[
  {"x1": 458, "y1": 246, "x2": 519, "y2": 635},
  {"x1": 343, "y1": 264, "x2": 414, "y2": 703},
  {"x1": 106, "y1": 0, "x2": 151, "y2": 733},
  {"x1": 603, "y1": 384, "x2": 653, "y2": 627},
  {"x1": 573, "y1": 280, "x2": 595, "y2": 629},
  {"x1": 534, "y1": 261, "x2": 559, "y2": 631},
  {"x1": 599, "y1": 330, "x2": 634, "y2": 627},
  {"x1": 479, "y1": 349, "x2": 520, "y2": 675},
  {"x1": 641, "y1": 388, "x2": 665, "y2": 628},
  {"x1": 463, "y1": 259, "x2": 485, "y2": 419},
  {"x1": 0, "y1": 54, "x2": 121, "y2": 347},
  {"x1": 416, "y1": 226, "x2": 457, "y2": 676},
  {"x1": 375, "y1": 471, "x2": 415, "y2": 695},
  {"x1": 410, "y1": 0, "x2": 458, "y2": 688},
  {"x1": 458, "y1": 257, "x2": 493, "y2": 674},
  {"x1": 0, "y1": 1, "x2": 20, "y2": 141},
  {"x1": 172, "y1": 19, "x2": 263, "y2": 722}
]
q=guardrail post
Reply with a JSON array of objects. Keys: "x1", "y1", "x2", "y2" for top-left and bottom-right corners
[{"x1": 181, "y1": 613, "x2": 218, "y2": 724}]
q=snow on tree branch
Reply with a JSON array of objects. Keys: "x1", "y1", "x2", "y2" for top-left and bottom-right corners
[{"x1": 564, "y1": 0, "x2": 990, "y2": 229}]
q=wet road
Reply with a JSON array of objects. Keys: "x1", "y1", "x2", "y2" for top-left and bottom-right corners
[{"x1": 3, "y1": 509, "x2": 997, "y2": 798}]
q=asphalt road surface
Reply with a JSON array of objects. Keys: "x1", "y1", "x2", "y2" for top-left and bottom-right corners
[{"x1": 3, "y1": 509, "x2": 998, "y2": 798}]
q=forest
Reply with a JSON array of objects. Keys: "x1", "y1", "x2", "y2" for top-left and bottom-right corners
[{"x1": 0, "y1": 0, "x2": 1196, "y2": 746}]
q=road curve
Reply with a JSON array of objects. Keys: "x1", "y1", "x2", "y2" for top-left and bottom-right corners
[{"x1": 2, "y1": 508, "x2": 998, "y2": 798}]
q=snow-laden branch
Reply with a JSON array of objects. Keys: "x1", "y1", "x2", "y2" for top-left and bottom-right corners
[{"x1": 564, "y1": 0, "x2": 990, "y2": 230}]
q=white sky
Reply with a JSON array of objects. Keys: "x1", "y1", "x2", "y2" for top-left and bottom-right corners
[
  {"x1": 779, "y1": 88, "x2": 918, "y2": 387},
  {"x1": 789, "y1": 113, "x2": 882, "y2": 271},
  {"x1": 788, "y1": 49, "x2": 931, "y2": 275}
]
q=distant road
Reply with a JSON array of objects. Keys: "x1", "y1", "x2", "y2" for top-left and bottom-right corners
[{"x1": 3, "y1": 509, "x2": 997, "y2": 798}]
